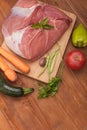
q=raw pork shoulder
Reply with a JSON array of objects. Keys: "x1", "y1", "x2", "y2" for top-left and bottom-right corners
[{"x1": 2, "y1": 0, "x2": 72, "y2": 61}]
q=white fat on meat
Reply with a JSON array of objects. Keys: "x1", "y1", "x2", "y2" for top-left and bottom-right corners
[
  {"x1": 5, "y1": 28, "x2": 26, "y2": 57},
  {"x1": 12, "y1": 3, "x2": 39, "y2": 17}
]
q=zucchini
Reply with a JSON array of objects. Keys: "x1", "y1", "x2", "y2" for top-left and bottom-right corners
[{"x1": 0, "y1": 73, "x2": 34, "y2": 97}]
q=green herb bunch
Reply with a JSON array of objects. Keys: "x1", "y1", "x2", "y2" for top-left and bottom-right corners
[{"x1": 38, "y1": 61, "x2": 64, "y2": 98}]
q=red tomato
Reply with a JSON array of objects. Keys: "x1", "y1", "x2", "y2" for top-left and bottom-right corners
[{"x1": 65, "y1": 50, "x2": 86, "y2": 70}]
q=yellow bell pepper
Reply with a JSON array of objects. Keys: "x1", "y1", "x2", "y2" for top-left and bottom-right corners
[{"x1": 72, "y1": 24, "x2": 87, "y2": 47}]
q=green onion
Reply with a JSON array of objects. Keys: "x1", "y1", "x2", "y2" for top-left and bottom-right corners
[{"x1": 38, "y1": 46, "x2": 60, "y2": 79}]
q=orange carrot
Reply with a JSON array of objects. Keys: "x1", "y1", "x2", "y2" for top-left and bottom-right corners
[
  {"x1": 0, "y1": 47, "x2": 30, "y2": 73},
  {"x1": 0, "y1": 56, "x2": 17, "y2": 81}
]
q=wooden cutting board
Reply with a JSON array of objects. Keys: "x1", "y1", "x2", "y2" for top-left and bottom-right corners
[{"x1": 2, "y1": 9, "x2": 76, "y2": 83}]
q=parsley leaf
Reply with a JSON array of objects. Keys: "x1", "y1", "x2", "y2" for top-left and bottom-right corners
[
  {"x1": 38, "y1": 61, "x2": 64, "y2": 98},
  {"x1": 38, "y1": 77, "x2": 62, "y2": 98}
]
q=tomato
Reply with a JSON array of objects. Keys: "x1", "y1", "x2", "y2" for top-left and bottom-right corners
[{"x1": 65, "y1": 50, "x2": 86, "y2": 70}]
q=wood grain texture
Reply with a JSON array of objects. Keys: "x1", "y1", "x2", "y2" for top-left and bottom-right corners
[{"x1": 0, "y1": 0, "x2": 87, "y2": 130}]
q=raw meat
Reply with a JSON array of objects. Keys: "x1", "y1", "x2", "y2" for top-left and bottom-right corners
[{"x1": 2, "y1": 0, "x2": 72, "y2": 61}]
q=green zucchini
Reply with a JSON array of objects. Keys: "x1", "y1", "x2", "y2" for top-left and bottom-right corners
[{"x1": 0, "y1": 73, "x2": 34, "y2": 97}]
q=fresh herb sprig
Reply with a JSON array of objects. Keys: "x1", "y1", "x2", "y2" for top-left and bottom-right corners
[
  {"x1": 31, "y1": 18, "x2": 54, "y2": 31},
  {"x1": 38, "y1": 61, "x2": 64, "y2": 98}
]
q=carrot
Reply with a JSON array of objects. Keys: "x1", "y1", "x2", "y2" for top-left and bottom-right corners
[
  {"x1": 0, "y1": 56, "x2": 17, "y2": 81},
  {"x1": 0, "y1": 47, "x2": 30, "y2": 73}
]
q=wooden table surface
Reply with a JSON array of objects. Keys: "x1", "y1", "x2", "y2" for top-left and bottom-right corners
[{"x1": 0, "y1": 0, "x2": 87, "y2": 130}]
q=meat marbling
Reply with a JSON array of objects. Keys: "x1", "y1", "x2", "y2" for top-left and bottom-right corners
[{"x1": 2, "y1": 0, "x2": 72, "y2": 61}]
